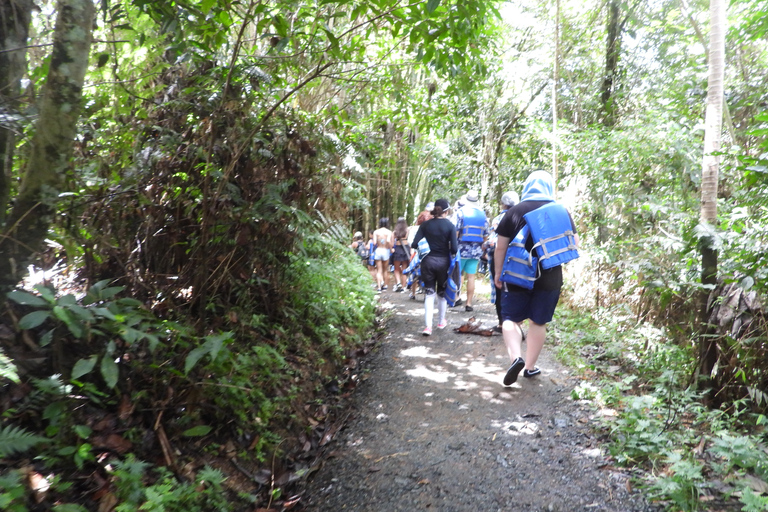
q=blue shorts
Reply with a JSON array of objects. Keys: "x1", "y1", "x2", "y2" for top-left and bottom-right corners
[
  {"x1": 500, "y1": 287, "x2": 561, "y2": 325},
  {"x1": 460, "y1": 258, "x2": 479, "y2": 275}
]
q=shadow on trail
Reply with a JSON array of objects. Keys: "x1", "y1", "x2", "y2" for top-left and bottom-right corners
[{"x1": 299, "y1": 286, "x2": 657, "y2": 512}]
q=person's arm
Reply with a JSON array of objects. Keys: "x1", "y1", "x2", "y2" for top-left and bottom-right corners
[
  {"x1": 449, "y1": 224, "x2": 459, "y2": 255},
  {"x1": 412, "y1": 226, "x2": 424, "y2": 248},
  {"x1": 494, "y1": 235, "x2": 511, "y2": 289}
]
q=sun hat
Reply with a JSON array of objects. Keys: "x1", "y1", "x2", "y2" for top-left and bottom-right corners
[
  {"x1": 501, "y1": 191, "x2": 520, "y2": 207},
  {"x1": 354, "y1": 231, "x2": 363, "y2": 239},
  {"x1": 466, "y1": 190, "x2": 479, "y2": 202}
]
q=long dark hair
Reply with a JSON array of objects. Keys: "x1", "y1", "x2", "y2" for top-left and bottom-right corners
[
  {"x1": 394, "y1": 217, "x2": 408, "y2": 238},
  {"x1": 379, "y1": 217, "x2": 389, "y2": 228}
]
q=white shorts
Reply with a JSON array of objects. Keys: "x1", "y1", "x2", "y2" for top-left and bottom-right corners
[{"x1": 374, "y1": 247, "x2": 392, "y2": 261}]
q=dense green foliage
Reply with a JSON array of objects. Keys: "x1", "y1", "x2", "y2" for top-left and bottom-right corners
[{"x1": 1, "y1": 0, "x2": 768, "y2": 509}]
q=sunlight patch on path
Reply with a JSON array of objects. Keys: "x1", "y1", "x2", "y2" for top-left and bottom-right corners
[{"x1": 405, "y1": 364, "x2": 456, "y2": 383}]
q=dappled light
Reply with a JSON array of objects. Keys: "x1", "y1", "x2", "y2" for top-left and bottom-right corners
[{"x1": 1, "y1": 0, "x2": 767, "y2": 509}]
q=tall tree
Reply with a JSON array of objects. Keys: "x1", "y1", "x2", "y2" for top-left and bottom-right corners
[
  {"x1": 697, "y1": 0, "x2": 726, "y2": 382},
  {"x1": 0, "y1": 0, "x2": 33, "y2": 224},
  {"x1": 0, "y1": 0, "x2": 95, "y2": 290}
]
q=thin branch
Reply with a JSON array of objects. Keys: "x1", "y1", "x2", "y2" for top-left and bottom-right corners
[{"x1": 223, "y1": 0, "x2": 257, "y2": 101}]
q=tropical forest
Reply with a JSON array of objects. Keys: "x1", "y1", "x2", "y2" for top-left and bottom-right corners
[{"x1": 0, "y1": 0, "x2": 767, "y2": 510}]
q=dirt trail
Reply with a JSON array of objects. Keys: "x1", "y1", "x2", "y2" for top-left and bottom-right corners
[{"x1": 299, "y1": 285, "x2": 658, "y2": 512}]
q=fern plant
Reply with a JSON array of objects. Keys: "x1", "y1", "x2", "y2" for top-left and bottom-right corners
[{"x1": 0, "y1": 424, "x2": 49, "y2": 457}]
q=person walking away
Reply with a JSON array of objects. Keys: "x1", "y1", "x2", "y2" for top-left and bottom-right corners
[
  {"x1": 454, "y1": 189, "x2": 489, "y2": 312},
  {"x1": 411, "y1": 199, "x2": 458, "y2": 336},
  {"x1": 486, "y1": 191, "x2": 519, "y2": 332},
  {"x1": 350, "y1": 231, "x2": 363, "y2": 250},
  {"x1": 407, "y1": 208, "x2": 432, "y2": 299},
  {"x1": 373, "y1": 218, "x2": 394, "y2": 291},
  {"x1": 493, "y1": 171, "x2": 579, "y2": 386},
  {"x1": 391, "y1": 217, "x2": 411, "y2": 292}
]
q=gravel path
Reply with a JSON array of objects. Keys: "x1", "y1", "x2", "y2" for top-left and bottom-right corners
[{"x1": 299, "y1": 286, "x2": 658, "y2": 512}]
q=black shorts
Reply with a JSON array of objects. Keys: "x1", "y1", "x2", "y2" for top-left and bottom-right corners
[{"x1": 420, "y1": 254, "x2": 450, "y2": 295}]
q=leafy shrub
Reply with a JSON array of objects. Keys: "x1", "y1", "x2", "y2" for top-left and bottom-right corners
[{"x1": 286, "y1": 232, "x2": 377, "y2": 355}]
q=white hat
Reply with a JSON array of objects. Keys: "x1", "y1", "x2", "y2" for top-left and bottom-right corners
[
  {"x1": 425, "y1": 202, "x2": 435, "y2": 211},
  {"x1": 466, "y1": 190, "x2": 479, "y2": 202},
  {"x1": 501, "y1": 191, "x2": 519, "y2": 207}
]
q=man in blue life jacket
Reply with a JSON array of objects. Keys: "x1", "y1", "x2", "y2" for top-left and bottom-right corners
[
  {"x1": 493, "y1": 171, "x2": 579, "y2": 387},
  {"x1": 454, "y1": 189, "x2": 489, "y2": 312}
]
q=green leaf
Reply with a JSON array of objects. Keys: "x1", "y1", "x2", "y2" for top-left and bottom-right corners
[
  {"x1": 184, "y1": 332, "x2": 232, "y2": 375},
  {"x1": 203, "y1": 331, "x2": 232, "y2": 361},
  {"x1": 58, "y1": 294, "x2": 77, "y2": 307},
  {"x1": 53, "y1": 306, "x2": 85, "y2": 338},
  {"x1": 19, "y1": 310, "x2": 51, "y2": 330},
  {"x1": 40, "y1": 329, "x2": 54, "y2": 347},
  {"x1": 426, "y1": 0, "x2": 441, "y2": 14},
  {"x1": 0, "y1": 425, "x2": 50, "y2": 457},
  {"x1": 184, "y1": 345, "x2": 208, "y2": 375},
  {"x1": 182, "y1": 425, "x2": 212, "y2": 437},
  {"x1": 6, "y1": 290, "x2": 48, "y2": 306},
  {"x1": 73, "y1": 425, "x2": 92, "y2": 439},
  {"x1": 53, "y1": 504, "x2": 89, "y2": 512},
  {"x1": 72, "y1": 355, "x2": 98, "y2": 380},
  {"x1": 35, "y1": 285, "x2": 56, "y2": 302},
  {"x1": 92, "y1": 307, "x2": 117, "y2": 321},
  {"x1": 100, "y1": 354, "x2": 119, "y2": 389}
]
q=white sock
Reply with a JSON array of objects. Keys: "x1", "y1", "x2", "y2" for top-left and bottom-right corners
[
  {"x1": 437, "y1": 296, "x2": 447, "y2": 323},
  {"x1": 424, "y1": 293, "x2": 436, "y2": 329}
]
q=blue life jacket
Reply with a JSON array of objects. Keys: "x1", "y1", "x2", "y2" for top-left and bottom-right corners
[
  {"x1": 459, "y1": 206, "x2": 486, "y2": 243},
  {"x1": 523, "y1": 202, "x2": 579, "y2": 270},
  {"x1": 367, "y1": 241, "x2": 376, "y2": 266},
  {"x1": 500, "y1": 225, "x2": 538, "y2": 289},
  {"x1": 444, "y1": 253, "x2": 461, "y2": 306}
]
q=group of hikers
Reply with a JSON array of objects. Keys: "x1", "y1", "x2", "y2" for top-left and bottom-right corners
[{"x1": 349, "y1": 170, "x2": 579, "y2": 387}]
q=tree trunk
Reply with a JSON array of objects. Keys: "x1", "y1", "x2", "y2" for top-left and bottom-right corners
[
  {"x1": 0, "y1": 0, "x2": 34, "y2": 224},
  {"x1": 0, "y1": 0, "x2": 95, "y2": 291},
  {"x1": 697, "y1": 0, "x2": 726, "y2": 387},
  {"x1": 600, "y1": 0, "x2": 621, "y2": 127}
]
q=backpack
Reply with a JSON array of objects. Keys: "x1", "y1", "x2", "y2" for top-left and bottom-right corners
[{"x1": 357, "y1": 241, "x2": 370, "y2": 259}]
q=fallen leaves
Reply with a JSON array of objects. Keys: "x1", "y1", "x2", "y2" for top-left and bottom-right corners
[{"x1": 453, "y1": 317, "x2": 494, "y2": 336}]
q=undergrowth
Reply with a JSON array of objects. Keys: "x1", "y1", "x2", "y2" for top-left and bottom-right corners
[
  {"x1": 555, "y1": 305, "x2": 768, "y2": 512},
  {"x1": 0, "y1": 233, "x2": 377, "y2": 510}
]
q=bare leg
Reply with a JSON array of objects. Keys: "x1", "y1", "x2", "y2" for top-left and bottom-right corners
[
  {"x1": 466, "y1": 272, "x2": 476, "y2": 306},
  {"x1": 502, "y1": 320, "x2": 524, "y2": 362},
  {"x1": 376, "y1": 260, "x2": 386, "y2": 288},
  {"x1": 525, "y1": 322, "x2": 547, "y2": 370}
]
